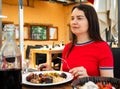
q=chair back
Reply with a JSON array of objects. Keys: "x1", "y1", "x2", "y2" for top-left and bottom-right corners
[
  {"x1": 26, "y1": 45, "x2": 35, "y2": 59},
  {"x1": 111, "y1": 48, "x2": 120, "y2": 78}
]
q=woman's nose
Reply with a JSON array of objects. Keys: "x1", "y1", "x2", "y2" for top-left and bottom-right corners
[{"x1": 72, "y1": 19, "x2": 78, "y2": 24}]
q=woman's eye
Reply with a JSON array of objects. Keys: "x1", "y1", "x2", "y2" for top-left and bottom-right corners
[
  {"x1": 71, "y1": 17, "x2": 74, "y2": 20},
  {"x1": 77, "y1": 18, "x2": 82, "y2": 20},
  {"x1": 71, "y1": 17, "x2": 83, "y2": 21}
]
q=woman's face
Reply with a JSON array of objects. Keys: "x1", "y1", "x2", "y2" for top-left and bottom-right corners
[{"x1": 70, "y1": 8, "x2": 89, "y2": 37}]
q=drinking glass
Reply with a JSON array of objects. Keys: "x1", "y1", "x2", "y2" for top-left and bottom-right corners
[{"x1": 22, "y1": 59, "x2": 30, "y2": 73}]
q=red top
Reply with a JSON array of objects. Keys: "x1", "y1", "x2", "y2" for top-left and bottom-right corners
[
  {"x1": 88, "y1": 0, "x2": 94, "y2": 4},
  {"x1": 62, "y1": 40, "x2": 114, "y2": 76}
]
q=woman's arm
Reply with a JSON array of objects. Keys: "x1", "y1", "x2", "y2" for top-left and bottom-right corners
[{"x1": 100, "y1": 69, "x2": 114, "y2": 77}]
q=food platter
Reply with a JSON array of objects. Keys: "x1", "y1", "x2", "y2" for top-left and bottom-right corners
[
  {"x1": 22, "y1": 71, "x2": 73, "y2": 86},
  {"x1": 71, "y1": 76, "x2": 120, "y2": 89}
]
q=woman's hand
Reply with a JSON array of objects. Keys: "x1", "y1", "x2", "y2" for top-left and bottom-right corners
[
  {"x1": 69, "y1": 66, "x2": 89, "y2": 79},
  {"x1": 38, "y1": 63, "x2": 54, "y2": 71}
]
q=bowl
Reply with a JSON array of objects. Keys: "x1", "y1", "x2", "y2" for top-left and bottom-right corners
[{"x1": 71, "y1": 76, "x2": 120, "y2": 89}]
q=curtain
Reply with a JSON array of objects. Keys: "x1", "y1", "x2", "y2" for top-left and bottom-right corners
[{"x1": 94, "y1": 0, "x2": 118, "y2": 43}]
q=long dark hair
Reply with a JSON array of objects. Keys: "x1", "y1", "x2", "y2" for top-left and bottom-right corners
[{"x1": 66, "y1": 4, "x2": 103, "y2": 58}]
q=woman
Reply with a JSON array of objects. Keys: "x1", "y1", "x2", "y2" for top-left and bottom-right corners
[{"x1": 38, "y1": 4, "x2": 114, "y2": 79}]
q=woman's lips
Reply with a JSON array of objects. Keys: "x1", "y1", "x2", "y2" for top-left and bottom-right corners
[{"x1": 71, "y1": 27, "x2": 79, "y2": 30}]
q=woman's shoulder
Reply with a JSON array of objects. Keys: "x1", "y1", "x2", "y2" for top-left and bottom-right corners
[
  {"x1": 93, "y1": 41, "x2": 111, "y2": 51},
  {"x1": 62, "y1": 42, "x2": 72, "y2": 57},
  {"x1": 94, "y1": 41, "x2": 109, "y2": 47},
  {"x1": 65, "y1": 42, "x2": 72, "y2": 46},
  {"x1": 64, "y1": 42, "x2": 72, "y2": 49}
]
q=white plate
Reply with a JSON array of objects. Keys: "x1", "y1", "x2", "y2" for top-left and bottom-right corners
[{"x1": 22, "y1": 71, "x2": 73, "y2": 86}]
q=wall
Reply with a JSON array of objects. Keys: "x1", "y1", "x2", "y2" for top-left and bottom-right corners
[
  {"x1": 1, "y1": 1, "x2": 78, "y2": 58},
  {"x1": 2, "y1": 1, "x2": 77, "y2": 46}
]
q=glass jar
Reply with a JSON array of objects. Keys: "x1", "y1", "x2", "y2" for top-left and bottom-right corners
[{"x1": 0, "y1": 24, "x2": 22, "y2": 89}]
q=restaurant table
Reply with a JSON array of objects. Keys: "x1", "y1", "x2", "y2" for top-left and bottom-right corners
[
  {"x1": 30, "y1": 49, "x2": 63, "y2": 68},
  {"x1": 22, "y1": 82, "x2": 73, "y2": 89}
]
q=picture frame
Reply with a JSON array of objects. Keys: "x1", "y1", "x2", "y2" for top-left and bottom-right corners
[
  {"x1": 49, "y1": 26, "x2": 58, "y2": 40},
  {"x1": 30, "y1": 25, "x2": 48, "y2": 40},
  {"x1": 24, "y1": 26, "x2": 29, "y2": 40}
]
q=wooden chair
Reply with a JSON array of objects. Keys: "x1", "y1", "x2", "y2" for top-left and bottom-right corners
[
  {"x1": 27, "y1": 45, "x2": 62, "y2": 70},
  {"x1": 52, "y1": 53, "x2": 62, "y2": 70},
  {"x1": 26, "y1": 45, "x2": 35, "y2": 59}
]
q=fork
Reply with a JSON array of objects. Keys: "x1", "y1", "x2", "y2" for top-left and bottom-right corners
[{"x1": 57, "y1": 57, "x2": 71, "y2": 70}]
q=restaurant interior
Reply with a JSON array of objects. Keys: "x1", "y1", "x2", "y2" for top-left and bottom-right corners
[
  {"x1": 0, "y1": 0, "x2": 119, "y2": 69},
  {"x1": 0, "y1": 0, "x2": 120, "y2": 89},
  {"x1": 1, "y1": 0, "x2": 75, "y2": 69},
  {"x1": 0, "y1": 0, "x2": 95, "y2": 70}
]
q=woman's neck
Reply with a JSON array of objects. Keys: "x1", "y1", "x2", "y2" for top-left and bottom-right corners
[{"x1": 76, "y1": 35, "x2": 91, "y2": 44}]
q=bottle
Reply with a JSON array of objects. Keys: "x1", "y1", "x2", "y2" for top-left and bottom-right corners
[
  {"x1": 61, "y1": 40, "x2": 64, "y2": 46},
  {"x1": 52, "y1": 42, "x2": 55, "y2": 48},
  {"x1": 0, "y1": 24, "x2": 22, "y2": 89},
  {"x1": 60, "y1": 40, "x2": 64, "y2": 47}
]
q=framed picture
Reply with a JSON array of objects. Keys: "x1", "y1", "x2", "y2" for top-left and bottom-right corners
[
  {"x1": 30, "y1": 25, "x2": 48, "y2": 40},
  {"x1": 2, "y1": 21, "x2": 14, "y2": 31},
  {"x1": 49, "y1": 26, "x2": 58, "y2": 40},
  {"x1": 15, "y1": 25, "x2": 19, "y2": 39},
  {"x1": 24, "y1": 26, "x2": 29, "y2": 40},
  {"x1": 15, "y1": 25, "x2": 29, "y2": 40}
]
